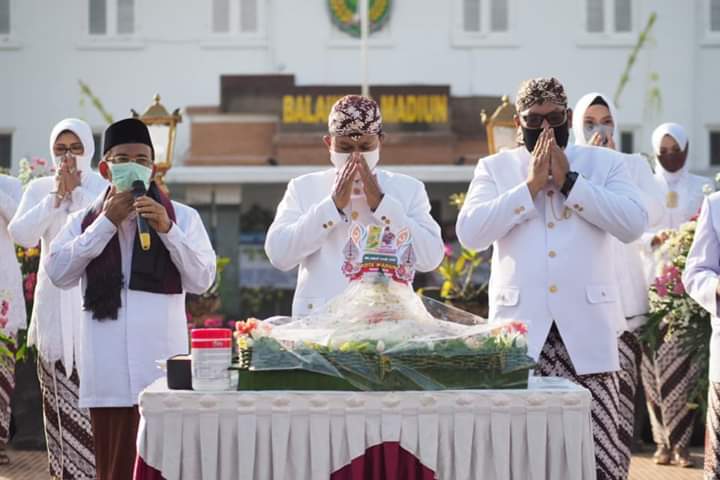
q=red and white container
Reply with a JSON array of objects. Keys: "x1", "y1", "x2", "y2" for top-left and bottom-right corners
[{"x1": 191, "y1": 328, "x2": 232, "y2": 391}]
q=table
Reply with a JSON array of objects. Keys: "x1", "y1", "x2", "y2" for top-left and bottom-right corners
[{"x1": 134, "y1": 376, "x2": 596, "y2": 480}]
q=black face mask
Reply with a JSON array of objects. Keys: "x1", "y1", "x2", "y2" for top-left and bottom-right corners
[
  {"x1": 657, "y1": 149, "x2": 688, "y2": 173},
  {"x1": 522, "y1": 121, "x2": 570, "y2": 153}
]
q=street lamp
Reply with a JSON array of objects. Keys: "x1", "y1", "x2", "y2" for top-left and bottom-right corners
[
  {"x1": 131, "y1": 94, "x2": 182, "y2": 193},
  {"x1": 480, "y1": 96, "x2": 517, "y2": 155}
]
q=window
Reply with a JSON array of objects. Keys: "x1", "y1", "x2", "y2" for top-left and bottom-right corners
[
  {"x1": 211, "y1": 0, "x2": 259, "y2": 34},
  {"x1": 585, "y1": 0, "x2": 632, "y2": 34},
  {"x1": 620, "y1": 130, "x2": 634, "y2": 154},
  {"x1": 0, "y1": 134, "x2": 11, "y2": 170},
  {"x1": 710, "y1": 130, "x2": 720, "y2": 166},
  {"x1": 461, "y1": 0, "x2": 509, "y2": 34},
  {"x1": 91, "y1": 133, "x2": 102, "y2": 168},
  {"x1": 0, "y1": 0, "x2": 9, "y2": 36},
  {"x1": 712, "y1": 0, "x2": 720, "y2": 32},
  {"x1": 88, "y1": 0, "x2": 135, "y2": 36}
]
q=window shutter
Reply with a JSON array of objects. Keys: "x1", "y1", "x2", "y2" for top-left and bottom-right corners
[
  {"x1": 490, "y1": 0, "x2": 508, "y2": 32},
  {"x1": 711, "y1": 131, "x2": 720, "y2": 166},
  {"x1": 0, "y1": 134, "x2": 11, "y2": 170},
  {"x1": 620, "y1": 131, "x2": 634, "y2": 154},
  {"x1": 712, "y1": 0, "x2": 720, "y2": 31},
  {"x1": 614, "y1": 0, "x2": 631, "y2": 32},
  {"x1": 0, "y1": 0, "x2": 9, "y2": 35},
  {"x1": 240, "y1": 0, "x2": 258, "y2": 33},
  {"x1": 92, "y1": 134, "x2": 102, "y2": 168},
  {"x1": 89, "y1": 0, "x2": 107, "y2": 35},
  {"x1": 586, "y1": 0, "x2": 604, "y2": 33},
  {"x1": 463, "y1": 0, "x2": 481, "y2": 32},
  {"x1": 212, "y1": 0, "x2": 230, "y2": 33},
  {"x1": 117, "y1": 0, "x2": 134, "y2": 34}
]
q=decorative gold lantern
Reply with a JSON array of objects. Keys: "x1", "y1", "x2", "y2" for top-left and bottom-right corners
[
  {"x1": 131, "y1": 94, "x2": 182, "y2": 193},
  {"x1": 480, "y1": 96, "x2": 518, "y2": 155}
]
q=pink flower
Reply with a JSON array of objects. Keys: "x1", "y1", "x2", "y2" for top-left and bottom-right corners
[
  {"x1": 24, "y1": 273, "x2": 37, "y2": 301},
  {"x1": 656, "y1": 284, "x2": 669, "y2": 298},
  {"x1": 0, "y1": 318, "x2": 7, "y2": 328},
  {"x1": 236, "y1": 318, "x2": 259, "y2": 336},
  {"x1": 443, "y1": 244, "x2": 453, "y2": 257},
  {"x1": 673, "y1": 282, "x2": 686, "y2": 295},
  {"x1": 506, "y1": 321, "x2": 528, "y2": 335},
  {"x1": 0, "y1": 301, "x2": 8, "y2": 316}
]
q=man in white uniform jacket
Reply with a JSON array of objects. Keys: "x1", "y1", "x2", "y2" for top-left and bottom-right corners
[
  {"x1": 682, "y1": 192, "x2": 720, "y2": 478},
  {"x1": 45, "y1": 118, "x2": 216, "y2": 480},
  {"x1": 456, "y1": 78, "x2": 647, "y2": 480},
  {"x1": 265, "y1": 95, "x2": 444, "y2": 316}
]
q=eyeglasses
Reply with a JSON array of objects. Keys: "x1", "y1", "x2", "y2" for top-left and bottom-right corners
[
  {"x1": 106, "y1": 155, "x2": 153, "y2": 167},
  {"x1": 53, "y1": 144, "x2": 84, "y2": 156},
  {"x1": 520, "y1": 110, "x2": 568, "y2": 129}
]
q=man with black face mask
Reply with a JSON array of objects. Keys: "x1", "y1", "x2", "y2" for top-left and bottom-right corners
[
  {"x1": 639, "y1": 122, "x2": 713, "y2": 468},
  {"x1": 456, "y1": 77, "x2": 648, "y2": 480}
]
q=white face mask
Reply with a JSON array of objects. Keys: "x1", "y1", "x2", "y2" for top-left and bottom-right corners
[
  {"x1": 362, "y1": 148, "x2": 380, "y2": 170},
  {"x1": 583, "y1": 124, "x2": 614, "y2": 146},
  {"x1": 54, "y1": 152, "x2": 92, "y2": 174},
  {"x1": 330, "y1": 151, "x2": 351, "y2": 170},
  {"x1": 329, "y1": 148, "x2": 380, "y2": 170}
]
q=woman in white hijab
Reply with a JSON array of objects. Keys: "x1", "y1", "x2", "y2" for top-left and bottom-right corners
[
  {"x1": 573, "y1": 92, "x2": 664, "y2": 478},
  {"x1": 9, "y1": 119, "x2": 107, "y2": 479},
  {"x1": 0, "y1": 173, "x2": 25, "y2": 465},
  {"x1": 639, "y1": 122, "x2": 713, "y2": 468}
]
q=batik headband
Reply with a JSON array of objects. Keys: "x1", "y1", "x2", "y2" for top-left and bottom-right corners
[
  {"x1": 328, "y1": 95, "x2": 383, "y2": 137},
  {"x1": 515, "y1": 77, "x2": 568, "y2": 112}
]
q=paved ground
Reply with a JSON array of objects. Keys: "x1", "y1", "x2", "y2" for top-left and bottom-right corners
[{"x1": 0, "y1": 448, "x2": 706, "y2": 479}]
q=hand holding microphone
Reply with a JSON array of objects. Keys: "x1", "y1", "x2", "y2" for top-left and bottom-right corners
[{"x1": 133, "y1": 181, "x2": 173, "y2": 249}]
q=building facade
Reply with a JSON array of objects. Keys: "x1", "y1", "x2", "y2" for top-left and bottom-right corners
[{"x1": 2, "y1": 0, "x2": 720, "y2": 314}]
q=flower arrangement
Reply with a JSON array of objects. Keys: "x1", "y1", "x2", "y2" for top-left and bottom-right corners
[
  {"x1": 0, "y1": 292, "x2": 9, "y2": 330},
  {"x1": 435, "y1": 244, "x2": 487, "y2": 304},
  {"x1": 641, "y1": 192, "x2": 716, "y2": 410},
  {"x1": 17, "y1": 157, "x2": 54, "y2": 187},
  {"x1": 1, "y1": 245, "x2": 43, "y2": 361},
  {"x1": 419, "y1": 193, "x2": 489, "y2": 318},
  {"x1": 0, "y1": 291, "x2": 15, "y2": 364}
]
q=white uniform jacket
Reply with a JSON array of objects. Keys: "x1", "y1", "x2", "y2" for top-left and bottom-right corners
[
  {"x1": 265, "y1": 168, "x2": 444, "y2": 317},
  {"x1": 456, "y1": 145, "x2": 647, "y2": 375},
  {"x1": 683, "y1": 193, "x2": 720, "y2": 382}
]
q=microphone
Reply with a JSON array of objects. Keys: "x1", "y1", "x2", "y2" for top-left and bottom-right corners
[{"x1": 131, "y1": 180, "x2": 152, "y2": 251}]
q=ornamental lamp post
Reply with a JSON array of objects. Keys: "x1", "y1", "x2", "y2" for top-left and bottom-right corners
[
  {"x1": 131, "y1": 94, "x2": 182, "y2": 193},
  {"x1": 480, "y1": 96, "x2": 517, "y2": 155}
]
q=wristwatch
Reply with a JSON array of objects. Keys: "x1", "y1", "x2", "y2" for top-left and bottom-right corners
[{"x1": 560, "y1": 171, "x2": 578, "y2": 197}]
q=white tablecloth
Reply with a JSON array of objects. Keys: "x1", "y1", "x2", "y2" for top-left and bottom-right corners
[{"x1": 137, "y1": 376, "x2": 596, "y2": 480}]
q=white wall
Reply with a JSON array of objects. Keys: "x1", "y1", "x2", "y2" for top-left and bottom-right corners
[{"x1": 1, "y1": 0, "x2": 719, "y2": 172}]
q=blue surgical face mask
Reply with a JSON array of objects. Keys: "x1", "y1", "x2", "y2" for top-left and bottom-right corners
[{"x1": 109, "y1": 162, "x2": 152, "y2": 192}]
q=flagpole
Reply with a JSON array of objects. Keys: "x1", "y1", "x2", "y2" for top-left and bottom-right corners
[{"x1": 360, "y1": 0, "x2": 369, "y2": 97}]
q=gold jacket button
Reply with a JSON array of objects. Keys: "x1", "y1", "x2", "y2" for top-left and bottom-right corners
[
  {"x1": 548, "y1": 250, "x2": 557, "y2": 258},
  {"x1": 547, "y1": 222, "x2": 555, "y2": 229},
  {"x1": 328, "y1": 220, "x2": 334, "y2": 227},
  {"x1": 549, "y1": 285, "x2": 558, "y2": 294}
]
